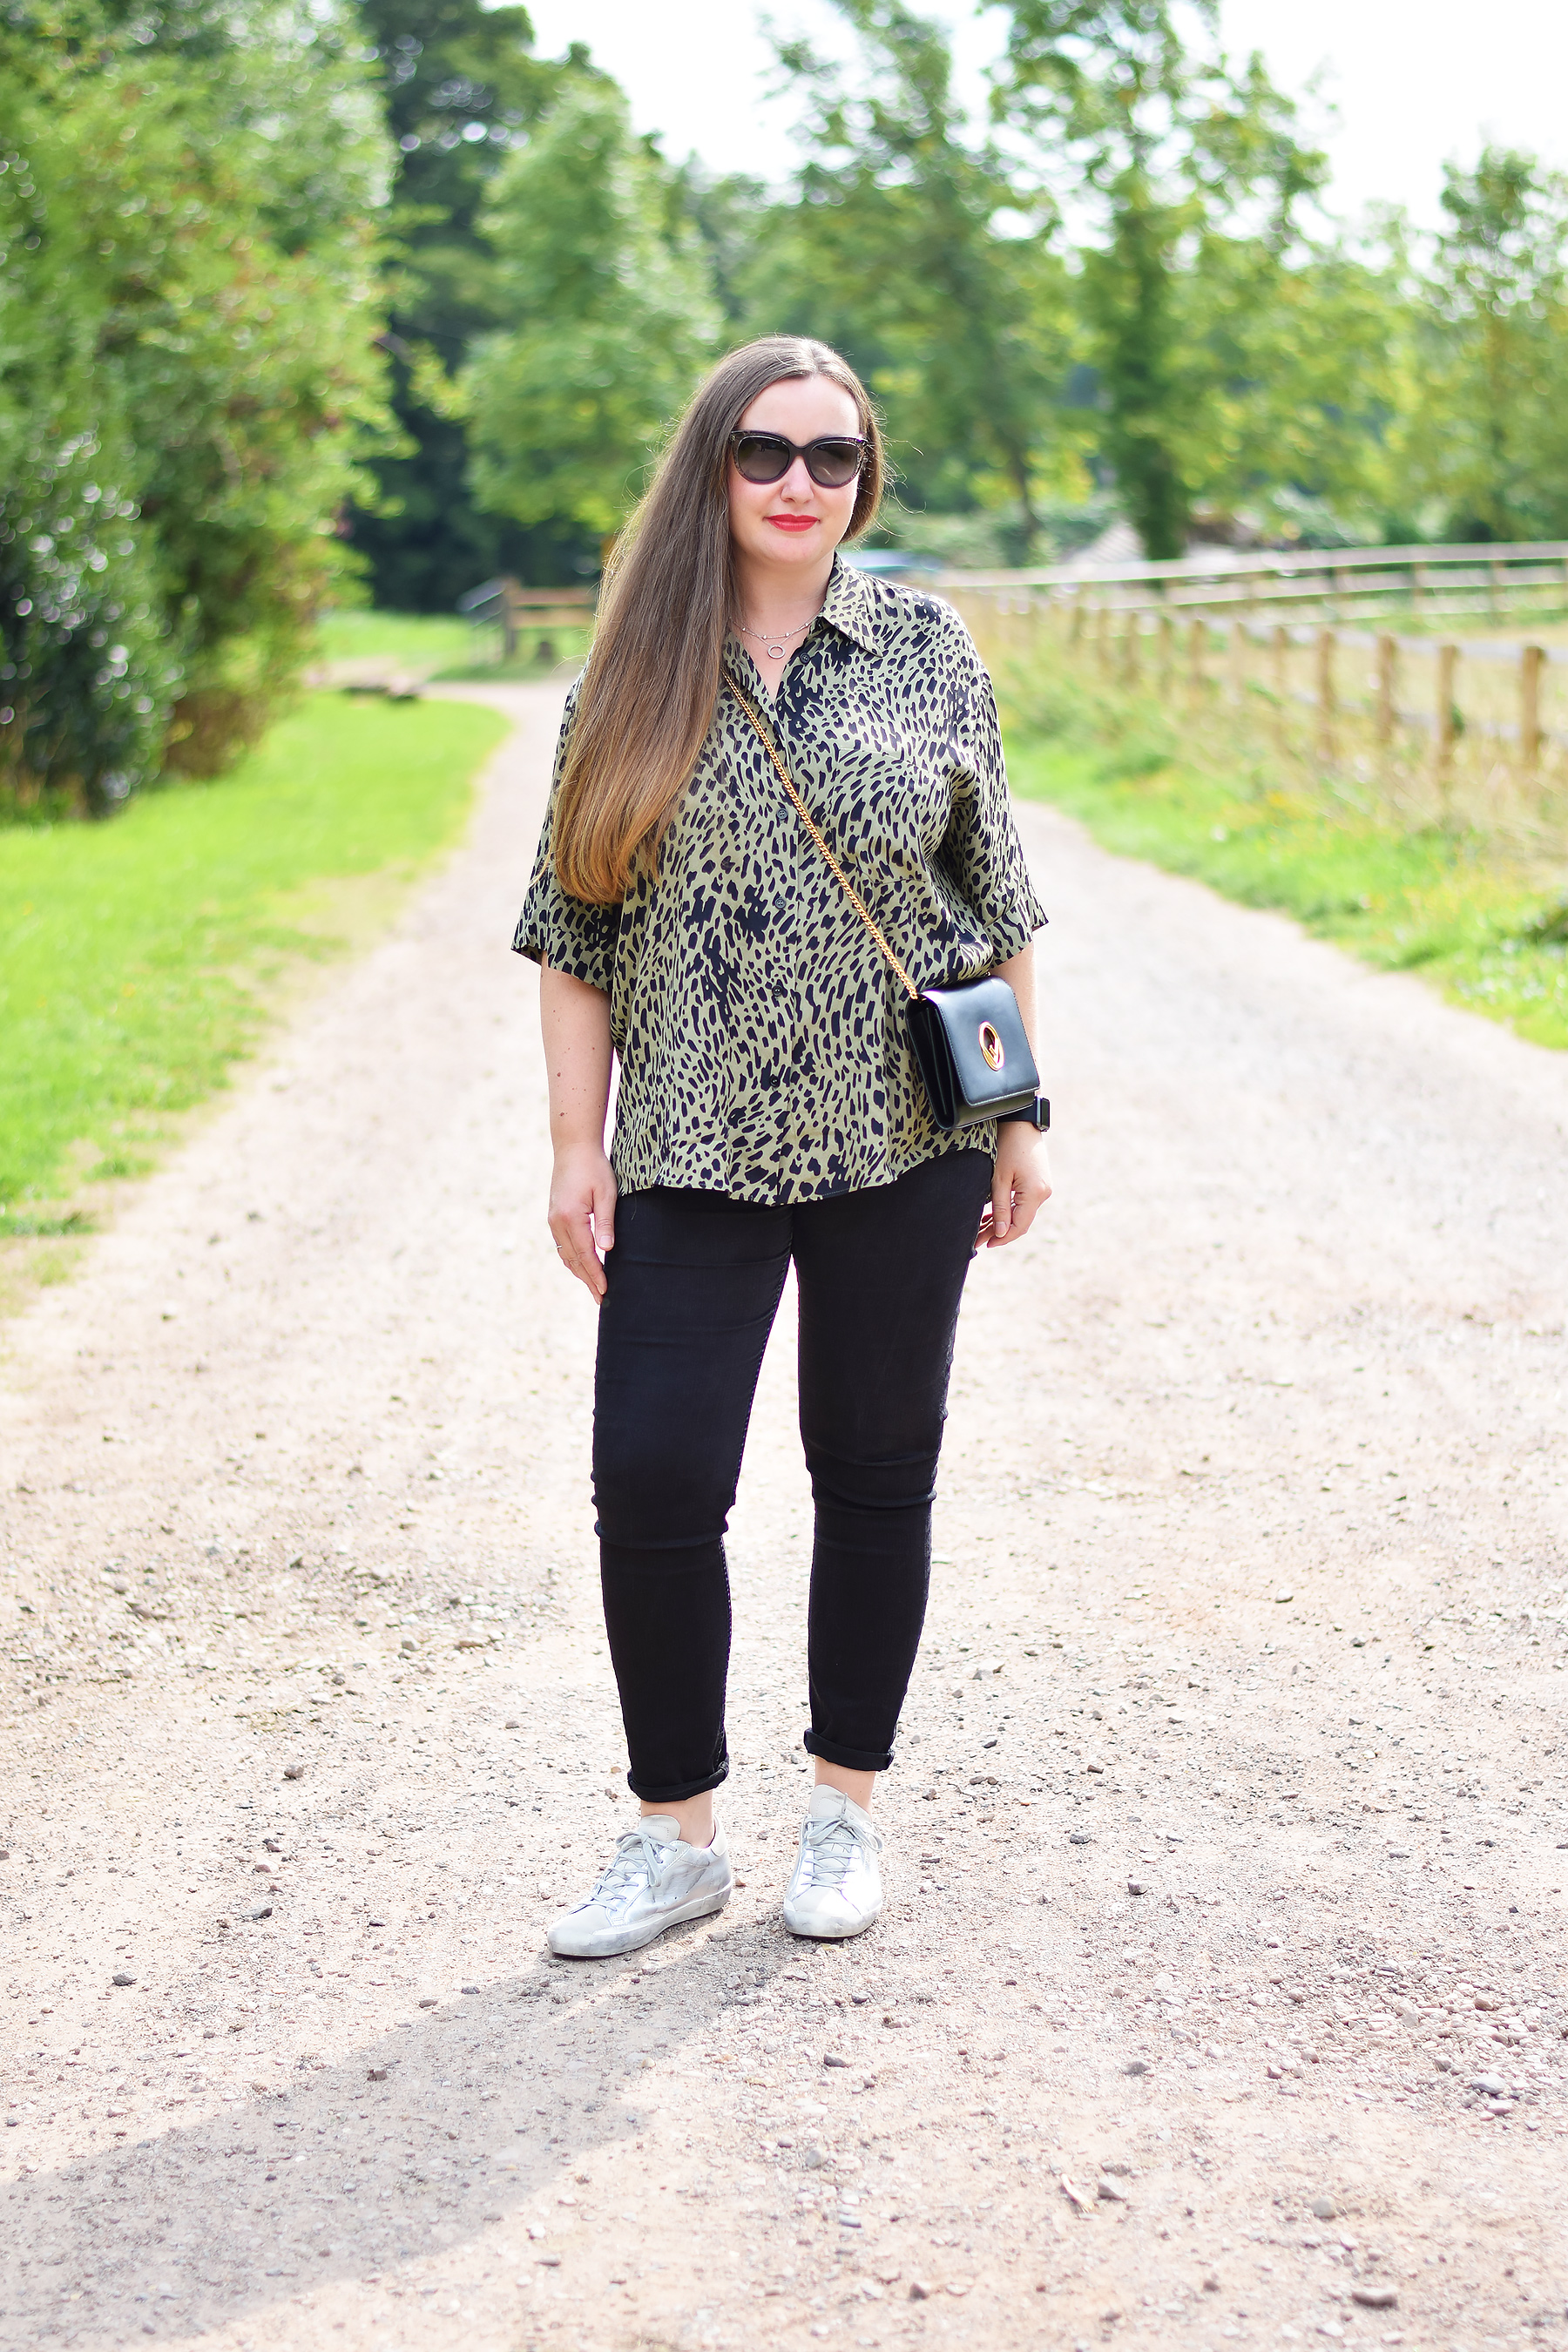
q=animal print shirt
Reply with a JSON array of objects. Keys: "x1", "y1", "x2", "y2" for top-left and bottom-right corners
[{"x1": 513, "y1": 556, "x2": 1046, "y2": 1206}]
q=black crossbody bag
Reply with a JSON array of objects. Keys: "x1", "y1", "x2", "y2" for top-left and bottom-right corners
[{"x1": 727, "y1": 677, "x2": 1046, "y2": 1133}]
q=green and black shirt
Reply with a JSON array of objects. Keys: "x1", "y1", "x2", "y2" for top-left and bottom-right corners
[{"x1": 514, "y1": 556, "x2": 1046, "y2": 1206}]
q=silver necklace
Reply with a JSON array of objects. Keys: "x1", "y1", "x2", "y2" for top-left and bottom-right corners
[{"x1": 736, "y1": 612, "x2": 816, "y2": 662}]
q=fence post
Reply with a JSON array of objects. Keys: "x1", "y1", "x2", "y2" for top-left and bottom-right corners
[
  {"x1": 1520, "y1": 643, "x2": 1543, "y2": 775},
  {"x1": 1315, "y1": 628, "x2": 1336, "y2": 761},
  {"x1": 1187, "y1": 618, "x2": 1206, "y2": 710},
  {"x1": 1375, "y1": 634, "x2": 1396, "y2": 746},
  {"x1": 1159, "y1": 612, "x2": 1174, "y2": 700},
  {"x1": 1271, "y1": 624, "x2": 1288, "y2": 753},
  {"x1": 1068, "y1": 596, "x2": 1084, "y2": 647},
  {"x1": 1096, "y1": 602, "x2": 1112, "y2": 674},
  {"x1": 1228, "y1": 621, "x2": 1248, "y2": 708},
  {"x1": 501, "y1": 577, "x2": 523, "y2": 661},
  {"x1": 1121, "y1": 612, "x2": 1139, "y2": 688},
  {"x1": 1435, "y1": 642, "x2": 1458, "y2": 800}
]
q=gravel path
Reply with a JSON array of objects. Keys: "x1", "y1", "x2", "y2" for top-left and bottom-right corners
[{"x1": 2, "y1": 681, "x2": 1566, "y2": 2352}]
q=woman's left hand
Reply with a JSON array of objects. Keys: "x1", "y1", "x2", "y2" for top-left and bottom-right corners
[{"x1": 979, "y1": 1124, "x2": 1052, "y2": 1248}]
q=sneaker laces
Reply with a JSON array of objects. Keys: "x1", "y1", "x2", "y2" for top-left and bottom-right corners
[
  {"x1": 798, "y1": 1808, "x2": 877, "y2": 1891},
  {"x1": 583, "y1": 1824, "x2": 675, "y2": 1914}
]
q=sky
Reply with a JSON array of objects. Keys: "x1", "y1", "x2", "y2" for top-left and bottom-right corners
[{"x1": 522, "y1": 0, "x2": 1568, "y2": 230}]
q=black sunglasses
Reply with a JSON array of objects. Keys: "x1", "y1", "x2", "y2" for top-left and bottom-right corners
[{"x1": 728, "y1": 429, "x2": 867, "y2": 489}]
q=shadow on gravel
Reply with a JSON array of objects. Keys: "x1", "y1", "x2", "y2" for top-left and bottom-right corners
[{"x1": 4, "y1": 1911, "x2": 807, "y2": 2347}]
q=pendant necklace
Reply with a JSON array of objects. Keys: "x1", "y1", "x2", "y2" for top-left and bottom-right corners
[{"x1": 736, "y1": 612, "x2": 816, "y2": 663}]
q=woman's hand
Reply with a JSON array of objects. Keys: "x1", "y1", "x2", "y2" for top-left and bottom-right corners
[
  {"x1": 980, "y1": 942, "x2": 1050, "y2": 1248},
  {"x1": 979, "y1": 1123, "x2": 1052, "y2": 1249},
  {"x1": 549, "y1": 1144, "x2": 618, "y2": 1300},
  {"x1": 539, "y1": 960, "x2": 616, "y2": 1300}
]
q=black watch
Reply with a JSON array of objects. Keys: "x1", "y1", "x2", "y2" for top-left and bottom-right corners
[{"x1": 997, "y1": 1096, "x2": 1050, "y2": 1131}]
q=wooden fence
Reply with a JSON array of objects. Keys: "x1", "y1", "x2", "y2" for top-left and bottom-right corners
[
  {"x1": 456, "y1": 576, "x2": 595, "y2": 661},
  {"x1": 939, "y1": 537, "x2": 1568, "y2": 626},
  {"x1": 948, "y1": 587, "x2": 1568, "y2": 839}
]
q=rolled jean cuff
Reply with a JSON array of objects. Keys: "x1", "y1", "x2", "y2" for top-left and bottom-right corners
[
  {"x1": 625, "y1": 1757, "x2": 730, "y2": 1805},
  {"x1": 802, "y1": 1729, "x2": 894, "y2": 1774}
]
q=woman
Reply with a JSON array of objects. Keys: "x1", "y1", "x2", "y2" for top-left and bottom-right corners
[{"x1": 515, "y1": 336, "x2": 1050, "y2": 1958}]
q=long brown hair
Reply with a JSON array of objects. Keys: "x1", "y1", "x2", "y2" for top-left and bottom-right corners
[{"x1": 552, "y1": 337, "x2": 885, "y2": 904}]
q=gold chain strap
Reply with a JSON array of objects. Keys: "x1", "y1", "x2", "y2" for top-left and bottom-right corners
[{"x1": 726, "y1": 674, "x2": 921, "y2": 1003}]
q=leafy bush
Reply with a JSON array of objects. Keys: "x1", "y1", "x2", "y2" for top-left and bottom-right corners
[
  {"x1": 0, "y1": 2, "x2": 397, "y2": 812},
  {"x1": 0, "y1": 431, "x2": 176, "y2": 817}
]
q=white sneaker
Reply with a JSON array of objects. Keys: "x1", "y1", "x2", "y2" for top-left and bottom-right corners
[
  {"x1": 782, "y1": 1788, "x2": 883, "y2": 1940},
  {"x1": 547, "y1": 1815, "x2": 733, "y2": 1958}
]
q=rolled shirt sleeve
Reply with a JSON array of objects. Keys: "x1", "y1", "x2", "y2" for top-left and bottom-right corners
[
  {"x1": 511, "y1": 690, "x2": 620, "y2": 991},
  {"x1": 938, "y1": 645, "x2": 1048, "y2": 965}
]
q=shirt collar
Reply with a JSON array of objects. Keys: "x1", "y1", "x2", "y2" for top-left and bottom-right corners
[{"x1": 816, "y1": 555, "x2": 884, "y2": 658}]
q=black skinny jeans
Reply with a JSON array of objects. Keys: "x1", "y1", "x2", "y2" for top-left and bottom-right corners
[{"x1": 592, "y1": 1149, "x2": 994, "y2": 1803}]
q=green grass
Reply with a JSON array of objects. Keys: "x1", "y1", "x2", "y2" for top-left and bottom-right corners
[
  {"x1": 1007, "y1": 729, "x2": 1568, "y2": 1050},
  {"x1": 314, "y1": 608, "x2": 478, "y2": 674},
  {"x1": 433, "y1": 629, "x2": 592, "y2": 682},
  {"x1": 314, "y1": 606, "x2": 592, "y2": 681},
  {"x1": 0, "y1": 692, "x2": 509, "y2": 1210}
]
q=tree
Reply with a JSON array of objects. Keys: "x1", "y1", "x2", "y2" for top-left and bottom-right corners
[
  {"x1": 463, "y1": 84, "x2": 719, "y2": 539},
  {"x1": 1148, "y1": 193, "x2": 1402, "y2": 542},
  {"x1": 348, "y1": 0, "x2": 585, "y2": 606},
  {"x1": 1396, "y1": 148, "x2": 1568, "y2": 542},
  {"x1": 763, "y1": 0, "x2": 1078, "y2": 555},
  {"x1": 995, "y1": 0, "x2": 1330, "y2": 557},
  {"x1": 672, "y1": 162, "x2": 771, "y2": 330}
]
